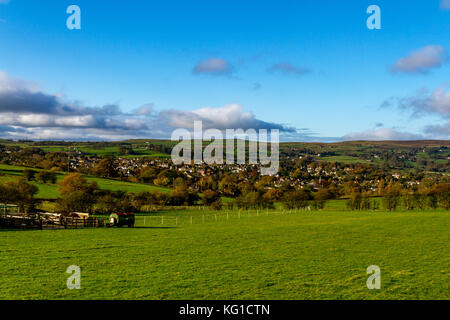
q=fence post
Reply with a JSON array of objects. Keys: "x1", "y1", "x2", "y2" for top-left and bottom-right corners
[
  {"x1": 161, "y1": 216, "x2": 164, "y2": 225},
  {"x1": 214, "y1": 214, "x2": 217, "y2": 222},
  {"x1": 176, "y1": 217, "x2": 178, "y2": 225},
  {"x1": 190, "y1": 216, "x2": 193, "y2": 225},
  {"x1": 227, "y1": 212, "x2": 229, "y2": 220}
]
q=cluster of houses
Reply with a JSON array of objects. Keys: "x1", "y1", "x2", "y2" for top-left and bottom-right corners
[{"x1": 66, "y1": 150, "x2": 423, "y2": 193}]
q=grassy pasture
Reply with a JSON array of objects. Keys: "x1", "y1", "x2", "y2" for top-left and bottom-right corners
[
  {"x1": 316, "y1": 155, "x2": 373, "y2": 164},
  {"x1": 0, "y1": 164, "x2": 171, "y2": 199},
  {"x1": 0, "y1": 209, "x2": 448, "y2": 300}
]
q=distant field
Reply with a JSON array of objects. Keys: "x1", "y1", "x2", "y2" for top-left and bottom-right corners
[
  {"x1": 32, "y1": 145, "x2": 171, "y2": 158},
  {"x1": 0, "y1": 210, "x2": 448, "y2": 299},
  {"x1": 0, "y1": 164, "x2": 171, "y2": 199},
  {"x1": 316, "y1": 155, "x2": 372, "y2": 164}
]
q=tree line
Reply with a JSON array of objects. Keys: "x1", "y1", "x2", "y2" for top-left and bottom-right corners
[{"x1": 0, "y1": 172, "x2": 448, "y2": 215}]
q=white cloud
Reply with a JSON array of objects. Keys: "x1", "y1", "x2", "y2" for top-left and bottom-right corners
[
  {"x1": 342, "y1": 128, "x2": 425, "y2": 141},
  {"x1": 134, "y1": 104, "x2": 154, "y2": 116},
  {"x1": 267, "y1": 62, "x2": 311, "y2": 76},
  {"x1": 440, "y1": 0, "x2": 450, "y2": 10},
  {"x1": 424, "y1": 121, "x2": 450, "y2": 137},
  {"x1": 0, "y1": 71, "x2": 40, "y2": 93},
  {"x1": 193, "y1": 58, "x2": 232, "y2": 76},
  {"x1": 383, "y1": 84, "x2": 450, "y2": 119},
  {"x1": 160, "y1": 103, "x2": 295, "y2": 132},
  {"x1": 391, "y1": 45, "x2": 448, "y2": 74}
]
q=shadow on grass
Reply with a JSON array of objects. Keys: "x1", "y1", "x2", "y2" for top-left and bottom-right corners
[
  {"x1": 133, "y1": 226, "x2": 178, "y2": 229},
  {"x1": 0, "y1": 226, "x2": 178, "y2": 232},
  {"x1": 0, "y1": 228, "x2": 40, "y2": 233}
]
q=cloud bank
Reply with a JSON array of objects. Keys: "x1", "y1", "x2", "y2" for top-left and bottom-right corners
[
  {"x1": 0, "y1": 71, "x2": 297, "y2": 141},
  {"x1": 342, "y1": 128, "x2": 425, "y2": 141},
  {"x1": 382, "y1": 84, "x2": 450, "y2": 119},
  {"x1": 356, "y1": 84, "x2": 450, "y2": 141},
  {"x1": 1, "y1": 71, "x2": 447, "y2": 142},
  {"x1": 391, "y1": 45, "x2": 448, "y2": 74}
]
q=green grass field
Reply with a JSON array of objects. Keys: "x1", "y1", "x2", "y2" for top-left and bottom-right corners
[
  {"x1": 0, "y1": 209, "x2": 448, "y2": 300},
  {"x1": 316, "y1": 155, "x2": 373, "y2": 164}
]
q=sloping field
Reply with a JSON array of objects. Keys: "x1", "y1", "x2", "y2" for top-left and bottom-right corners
[{"x1": 0, "y1": 164, "x2": 171, "y2": 199}]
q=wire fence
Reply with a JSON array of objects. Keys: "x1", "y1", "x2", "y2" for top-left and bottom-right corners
[{"x1": 135, "y1": 207, "x2": 313, "y2": 227}]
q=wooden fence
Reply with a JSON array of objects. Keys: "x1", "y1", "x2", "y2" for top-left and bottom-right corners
[{"x1": 0, "y1": 214, "x2": 105, "y2": 230}]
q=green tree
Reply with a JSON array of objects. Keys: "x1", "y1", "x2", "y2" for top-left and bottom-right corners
[
  {"x1": 22, "y1": 169, "x2": 37, "y2": 181},
  {"x1": 36, "y1": 170, "x2": 57, "y2": 184},
  {"x1": 313, "y1": 188, "x2": 330, "y2": 210},
  {"x1": 429, "y1": 183, "x2": 449, "y2": 210},
  {"x1": 382, "y1": 183, "x2": 402, "y2": 211},
  {"x1": 282, "y1": 189, "x2": 310, "y2": 210},
  {"x1": 402, "y1": 189, "x2": 414, "y2": 211},
  {"x1": 346, "y1": 191, "x2": 362, "y2": 211},
  {"x1": 413, "y1": 188, "x2": 428, "y2": 210}
]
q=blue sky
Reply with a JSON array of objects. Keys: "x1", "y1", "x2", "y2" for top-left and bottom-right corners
[{"x1": 0, "y1": 0, "x2": 449, "y2": 141}]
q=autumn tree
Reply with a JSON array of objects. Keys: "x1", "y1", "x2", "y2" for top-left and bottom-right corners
[
  {"x1": 3, "y1": 178, "x2": 39, "y2": 213},
  {"x1": 382, "y1": 183, "x2": 402, "y2": 211},
  {"x1": 169, "y1": 186, "x2": 199, "y2": 206},
  {"x1": 56, "y1": 173, "x2": 98, "y2": 213},
  {"x1": 282, "y1": 189, "x2": 311, "y2": 210},
  {"x1": 139, "y1": 167, "x2": 158, "y2": 183},
  {"x1": 313, "y1": 188, "x2": 330, "y2": 210},
  {"x1": 94, "y1": 158, "x2": 118, "y2": 178},
  {"x1": 218, "y1": 175, "x2": 239, "y2": 196},
  {"x1": 428, "y1": 183, "x2": 449, "y2": 210},
  {"x1": 202, "y1": 190, "x2": 220, "y2": 206},
  {"x1": 431, "y1": 183, "x2": 449, "y2": 210}
]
